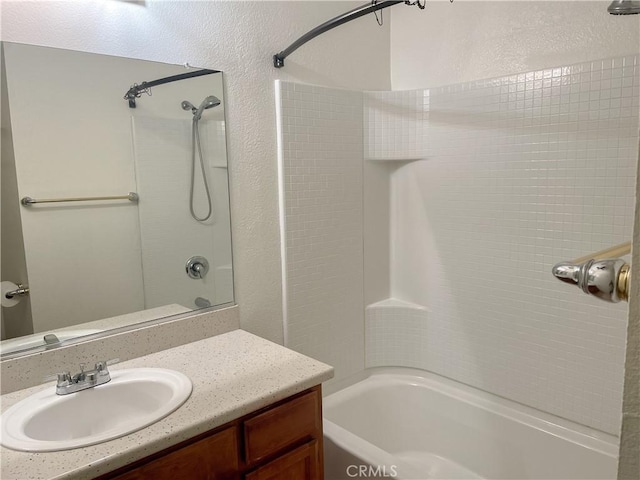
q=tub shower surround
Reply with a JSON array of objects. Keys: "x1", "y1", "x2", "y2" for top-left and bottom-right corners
[
  {"x1": 133, "y1": 117, "x2": 232, "y2": 309},
  {"x1": 276, "y1": 81, "x2": 365, "y2": 386},
  {"x1": 277, "y1": 54, "x2": 639, "y2": 435},
  {"x1": 365, "y1": 299, "x2": 429, "y2": 369},
  {"x1": 364, "y1": 89, "x2": 429, "y2": 160}
]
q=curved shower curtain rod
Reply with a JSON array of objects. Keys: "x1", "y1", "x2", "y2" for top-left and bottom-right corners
[
  {"x1": 273, "y1": 0, "x2": 408, "y2": 68},
  {"x1": 124, "y1": 69, "x2": 220, "y2": 108}
]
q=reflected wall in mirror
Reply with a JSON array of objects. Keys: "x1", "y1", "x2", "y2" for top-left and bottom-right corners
[{"x1": 1, "y1": 42, "x2": 234, "y2": 357}]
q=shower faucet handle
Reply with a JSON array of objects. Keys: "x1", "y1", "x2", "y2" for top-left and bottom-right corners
[
  {"x1": 552, "y1": 258, "x2": 630, "y2": 303},
  {"x1": 186, "y1": 256, "x2": 209, "y2": 279}
]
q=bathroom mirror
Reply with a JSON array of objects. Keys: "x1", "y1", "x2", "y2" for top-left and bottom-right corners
[{"x1": 1, "y1": 42, "x2": 234, "y2": 358}]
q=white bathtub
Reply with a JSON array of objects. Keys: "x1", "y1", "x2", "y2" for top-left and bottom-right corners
[{"x1": 323, "y1": 369, "x2": 618, "y2": 480}]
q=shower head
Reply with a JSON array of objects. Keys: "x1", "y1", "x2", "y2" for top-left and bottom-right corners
[
  {"x1": 182, "y1": 100, "x2": 197, "y2": 112},
  {"x1": 608, "y1": 0, "x2": 640, "y2": 14},
  {"x1": 194, "y1": 96, "x2": 221, "y2": 120},
  {"x1": 182, "y1": 96, "x2": 221, "y2": 120},
  {"x1": 201, "y1": 95, "x2": 221, "y2": 110},
  {"x1": 195, "y1": 96, "x2": 221, "y2": 118}
]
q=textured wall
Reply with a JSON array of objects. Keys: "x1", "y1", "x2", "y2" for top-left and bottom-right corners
[
  {"x1": 0, "y1": 1, "x2": 392, "y2": 343},
  {"x1": 277, "y1": 81, "x2": 365, "y2": 386},
  {"x1": 391, "y1": 1, "x2": 640, "y2": 90}
]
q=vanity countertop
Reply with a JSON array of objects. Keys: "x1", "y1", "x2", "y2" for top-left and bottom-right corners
[{"x1": 0, "y1": 329, "x2": 334, "y2": 480}]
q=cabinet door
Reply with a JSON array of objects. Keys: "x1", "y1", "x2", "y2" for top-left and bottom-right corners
[
  {"x1": 244, "y1": 441, "x2": 319, "y2": 480},
  {"x1": 111, "y1": 427, "x2": 239, "y2": 480}
]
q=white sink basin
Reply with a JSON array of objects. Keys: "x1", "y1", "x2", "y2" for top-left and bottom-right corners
[{"x1": 1, "y1": 368, "x2": 192, "y2": 452}]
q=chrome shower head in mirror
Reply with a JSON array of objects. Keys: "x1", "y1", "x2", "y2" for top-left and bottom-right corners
[
  {"x1": 194, "y1": 95, "x2": 221, "y2": 120},
  {"x1": 181, "y1": 100, "x2": 197, "y2": 113},
  {"x1": 608, "y1": 0, "x2": 640, "y2": 14},
  {"x1": 181, "y1": 96, "x2": 221, "y2": 120},
  {"x1": 201, "y1": 95, "x2": 221, "y2": 110}
]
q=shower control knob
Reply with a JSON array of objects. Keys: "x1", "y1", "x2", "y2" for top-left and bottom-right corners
[
  {"x1": 186, "y1": 256, "x2": 209, "y2": 279},
  {"x1": 552, "y1": 258, "x2": 629, "y2": 303}
]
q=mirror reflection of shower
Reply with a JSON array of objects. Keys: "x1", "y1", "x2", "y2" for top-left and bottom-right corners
[{"x1": 181, "y1": 95, "x2": 221, "y2": 222}]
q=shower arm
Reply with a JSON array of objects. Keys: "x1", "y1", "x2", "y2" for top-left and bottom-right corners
[{"x1": 273, "y1": 0, "x2": 405, "y2": 68}]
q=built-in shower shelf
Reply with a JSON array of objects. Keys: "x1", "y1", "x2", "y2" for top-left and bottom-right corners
[
  {"x1": 364, "y1": 157, "x2": 424, "y2": 162},
  {"x1": 366, "y1": 298, "x2": 428, "y2": 311}
]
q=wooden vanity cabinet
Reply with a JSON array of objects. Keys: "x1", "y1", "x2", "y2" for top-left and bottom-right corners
[
  {"x1": 98, "y1": 386, "x2": 323, "y2": 480},
  {"x1": 245, "y1": 441, "x2": 320, "y2": 480},
  {"x1": 107, "y1": 427, "x2": 239, "y2": 480}
]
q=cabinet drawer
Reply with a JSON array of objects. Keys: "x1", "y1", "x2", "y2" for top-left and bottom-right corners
[
  {"x1": 110, "y1": 427, "x2": 239, "y2": 480},
  {"x1": 244, "y1": 441, "x2": 319, "y2": 480},
  {"x1": 243, "y1": 390, "x2": 320, "y2": 465}
]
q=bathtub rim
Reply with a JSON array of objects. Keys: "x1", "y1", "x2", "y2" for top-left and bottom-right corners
[{"x1": 323, "y1": 367, "x2": 619, "y2": 458}]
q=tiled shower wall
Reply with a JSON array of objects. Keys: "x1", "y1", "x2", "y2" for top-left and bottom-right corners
[
  {"x1": 278, "y1": 55, "x2": 639, "y2": 434},
  {"x1": 374, "y1": 55, "x2": 639, "y2": 434},
  {"x1": 133, "y1": 117, "x2": 233, "y2": 310},
  {"x1": 277, "y1": 81, "x2": 365, "y2": 386},
  {"x1": 364, "y1": 90, "x2": 429, "y2": 160}
]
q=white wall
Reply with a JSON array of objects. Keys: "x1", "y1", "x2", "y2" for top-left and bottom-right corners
[
  {"x1": 391, "y1": 1, "x2": 640, "y2": 90},
  {"x1": 0, "y1": 0, "x2": 392, "y2": 343}
]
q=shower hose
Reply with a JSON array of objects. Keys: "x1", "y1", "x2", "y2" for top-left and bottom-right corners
[{"x1": 189, "y1": 116, "x2": 213, "y2": 222}]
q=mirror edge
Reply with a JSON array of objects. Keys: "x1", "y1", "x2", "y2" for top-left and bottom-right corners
[{"x1": 0, "y1": 301, "x2": 236, "y2": 361}]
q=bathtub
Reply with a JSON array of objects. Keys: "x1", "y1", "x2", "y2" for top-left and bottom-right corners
[{"x1": 323, "y1": 368, "x2": 618, "y2": 480}]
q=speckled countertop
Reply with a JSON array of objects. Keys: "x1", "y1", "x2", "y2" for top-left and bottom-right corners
[{"x1": 0, "y1": 329, "x2": 334, "y2": 480}]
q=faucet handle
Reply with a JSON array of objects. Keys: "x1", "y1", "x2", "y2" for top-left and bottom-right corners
[
  {"x1": 95, "y1": 358, "x2": 119, "y2": 366},
  {"x1": 43, "y1": 371, "x2": 71, "y2": 384},
  {"x1": 552, "y1": 258, "x2": 628, "y2": 303},
  {"x1": 95, "y1": 358, "x2": 119, "y2": 375},
  {"x1": 58, "y1": 372, "x2": 72, "y2": 385}
]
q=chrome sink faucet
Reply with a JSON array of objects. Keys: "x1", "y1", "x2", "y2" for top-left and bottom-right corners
[{"x1": 54, "y1": 360, "x2": 115, "y2": 395}]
